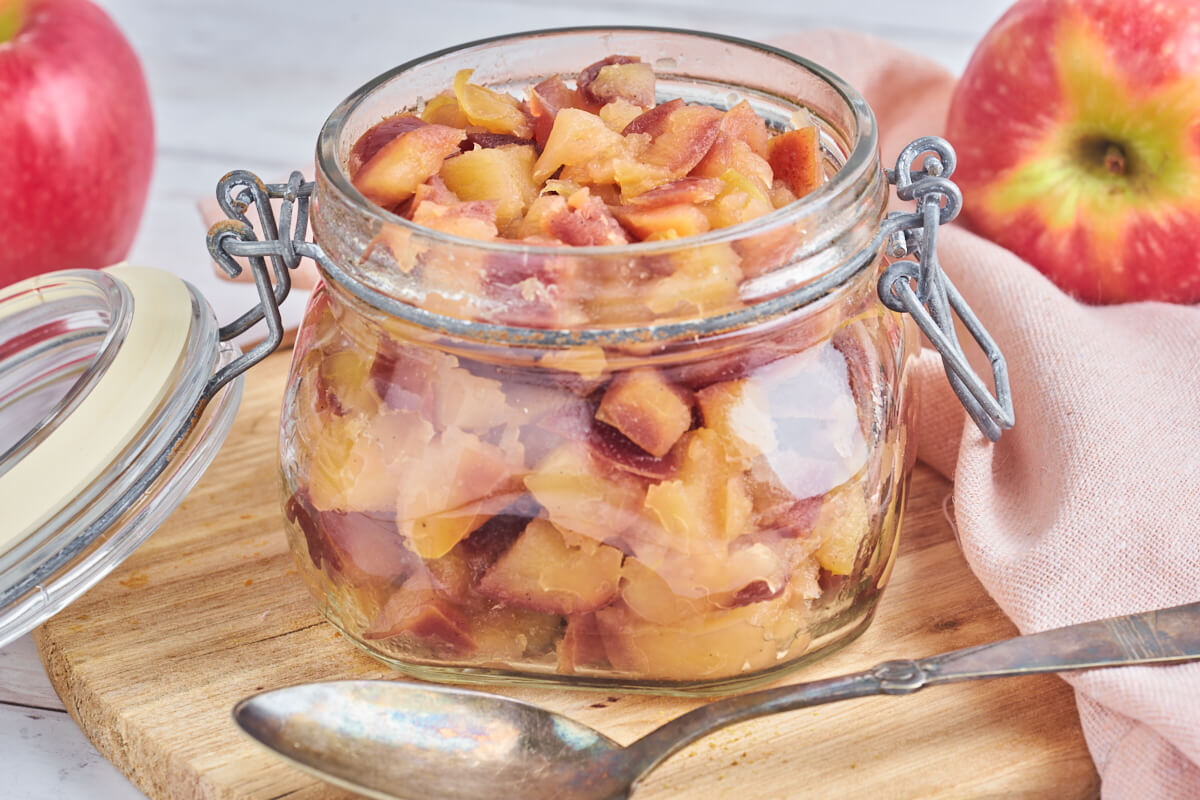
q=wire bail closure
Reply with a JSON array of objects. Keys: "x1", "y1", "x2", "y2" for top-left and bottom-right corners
[
  {"x1": 878, "y1": 137, "x2": 1014, "y2": 441},
  {"x1": 203, "y1": 170, "x2": 317, "y2": 404},
  {"x1": 204, "y1": 136, "x2": 1014, "y2": 441}
]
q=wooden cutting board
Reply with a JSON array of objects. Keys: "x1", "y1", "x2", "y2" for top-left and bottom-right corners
[{"x1": 33, "y1": 350, "x2": 1100, "y2": 800}]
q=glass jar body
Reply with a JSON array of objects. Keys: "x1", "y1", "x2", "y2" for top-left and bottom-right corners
[
  {"x1": 278, "y1": 27, "x2": 918, "y2": 694},
  {"x1": 279, "y1": 267, "x2": 917, "y2": 694}
]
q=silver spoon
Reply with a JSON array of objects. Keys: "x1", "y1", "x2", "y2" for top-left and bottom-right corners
[{"x1": 234, "y1": 602, "x2": 1200, "y2": 800}]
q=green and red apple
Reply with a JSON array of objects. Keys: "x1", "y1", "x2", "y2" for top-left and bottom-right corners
[{"x1": 946, "y1": 0, "x2": 1200, "y2": 304}]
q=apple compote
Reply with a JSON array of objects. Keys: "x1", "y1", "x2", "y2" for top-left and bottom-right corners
[{"x1": 281, "y1": 29, "x2": 917, "y2": 694}]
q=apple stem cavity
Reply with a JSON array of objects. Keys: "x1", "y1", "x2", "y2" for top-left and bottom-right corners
[
  {"x1": 1076, "y1": 135, "x2": 1133, "y2": 180},
  {"x1": 1104, "y1": 143, "x2": 1127, "y2": 176},
  {"x1": 0, "y1": 0, "x2": 26, "y2": 45}
]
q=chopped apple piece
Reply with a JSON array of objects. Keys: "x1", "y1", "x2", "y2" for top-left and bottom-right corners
[
  {"x1": 534, "y1": 108, "x2": 643, "y2": 185},
  {"x1": 644, "y1": 242, "x2": 742, "y2": 316},
  {"x1": 452, "y1": 69, "x2": 533, "y2": 138},
  {"x1": 524, "y1": 442, "x2": 646, "y2": 542},
  {"x1": 616, "y1": 103, "x2": 723, "y2": 196},
  {"x1": 705, "y1": 167, "x2": 774, "y2": 229},
  {"x1": 722, "y1": 100, "x2": 770, "y2": 157},
  {"x1": 626, "y1": 176, "x2": 724, "y2": 208},
  {"x1": 587, "y1": 420, "x2": 681, "y2": 480},
  {"x1": 421, "y1": 90, "x2": 470, "y2": 128},
  {"x1": 599, "y1": 99, "x2": 645, "y2": 132},
  {"x1": 596, "y1": 589, "x2": 806, "y2": 680},
  {"x1": 411, "y1": 197, "x2": 500, "y2": 240},
  {"x1": 578, "y1": 56, "x2": 655, "y2": 107},
  {"x1": 642, "y1": 428, "x2": 753, "y2": 548},
  {"x1": 622, "y1": 98, "x2": 683, "y2": 136},
  {"x1": 470, "y1": 604, "x2": 564, "y2": 662},
  {"x1": 350, "y1": 114, "x2": 428, "y2": 175},
  {"x1": 398, "y1": 426, "x2": 525, "y2": 559},
  {"x1": 439, "y1": 144, "x2": 538, "y2": 232},
  {"x1": 284, "y1": 492, "x2": 416, "y2": 588},
  {"x1": 529, "y1": 75, "x2": 586, "y2": 148},
  {"x1": 477, "y1": 519, "x2": 623, "y2": 614},
  {"x1": 431, "y1": 361, "x2": 517, "y2": 434},
  {"x1": 521, "y1": 188, "x2": 628, "y2": 246},
  {"x1": 315, "y1": 344, "x2": 382, "y2": 418},
  {"x1": 557, "y1": 613, "x2": 608, "y2": 673},
  {"x1": 595, "y1": 368, "x2": 693, "y2": 458},
  {"x1": 409, "y1": 175, "x2": 460, "y2": 216},
  {"x1": 696, "y1": 377, "x2": 777, "y2": 467},
  {"x1": 767, "y1": 126, "x2": 824, "y2": 197},
  {"x1": 618, "y1": 556, "x2": 707, "y2": 625},
  {"x1": 691, "y1": 100, "x2": 770, "y2": 177},
  {"x1": 614, "y1": 203, "x2": 711, "y2": 240},
  {"x1": 353, "y1": 123, "x2": 466, "y2": 207},
  {"x1": 308, "y1": 411, "x2": 435, "y2": 512},
  {"x1": 814, "y1": 479, "x2": 871, "y2": 574},
  {"x1": 363, "y1": 571, "x2": 474, "y2": 651}
]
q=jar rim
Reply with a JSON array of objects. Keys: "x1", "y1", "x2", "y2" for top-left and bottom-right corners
[{"x1": 314, "y1": 25, "x2": 880, "y2": 259}]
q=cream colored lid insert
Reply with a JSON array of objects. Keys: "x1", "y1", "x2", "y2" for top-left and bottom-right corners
[{"x1": 0, "y1": 266, "x2": 193, "y2": 554}]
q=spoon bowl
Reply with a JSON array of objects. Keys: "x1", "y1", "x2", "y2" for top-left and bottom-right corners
[
  {"x1": 234, "y1": 681, "x2": 636, "y2": 800},
  {"x1": 235, "y1": 601, "x2": 1200, "y2": 800}
]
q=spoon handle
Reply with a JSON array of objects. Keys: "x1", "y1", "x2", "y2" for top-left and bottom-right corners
[{"x1": 623, "y1": 601, "x2": 1200, "y2": 784}]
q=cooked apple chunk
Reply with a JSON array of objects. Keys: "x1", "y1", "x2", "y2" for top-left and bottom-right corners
[
  {"x1": 642, "y1": 428, "x2": 753, "y2": 547},
  {"x1": 349, "y1": 114, "x2": 429, "y2": 175},
  {"x1": 814, "y1": 479, "x2": 871, "y2": 574},
  {"x1": 477, "y1": 519, "x2": 624, "y2": 614},
  {"x1": 696, "y1": 377, "x2": 777, "y2": 468},
  {"x1": 768, "y1": 126, "x2": 824, "y2": 197},
  {"x1": 691, "y1": 100, "x2": 770, "y2": 178},
  {"x1": 529, "y1": 75, "x2": 586, "y2": 147},
  {"x1": 595, "y1": 368, "x2": 693, "y2": 457},
  {"x1": 363, "y1": 571, "x2": 474, "y2": 651},
  {"x1": 596, "y1": 588, "x2": 806, "y2": 680},
  {"x1": 439, "y1": 144, "x2": 538, "y2": 232},
  {"x1": 617, "y1": 102, "x2": 723, "y2": 196},
  {"x1": 578, "y1": 56, "x2": 655, "y2": 108},
  {"x1": 614, "y1": 203, "x2": 711, "y2": 240},
  {"x1": 524, "y1": 442, "x2": 646, "y2": 542},
  {"x1": 556, "y1": 612, "x2": 608, "y2": 673},
  {"x1": 534, "y1": 108, "x2": 643, "y2": 185},
  {"x1": 421, "y1": 90, "x2": 471, "y2": 128},
  {"x1": 452, "y1": 69, "x2": 533, "y2": 138},
  {"x1": 353, "y1": 123, "x2": 466, "y2": 207},
  {"x1": 308, "y1": 411, "x2": 435, "y2": 512},
  {"x1": 398, "y1": 426, "x2": 525, "y2": 559}
]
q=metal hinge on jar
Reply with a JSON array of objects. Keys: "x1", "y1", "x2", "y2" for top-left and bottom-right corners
[
  {"x1": 204, "y1": 137, "x2": 1014, "y2": 442},
  {"x1": 876, "y1": 137, "x2": 1015, "y2": 442}
]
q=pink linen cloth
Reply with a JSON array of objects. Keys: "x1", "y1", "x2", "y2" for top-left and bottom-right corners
[{"x1": 771, "y1": 29, "x2": 1200, "y2": 798}]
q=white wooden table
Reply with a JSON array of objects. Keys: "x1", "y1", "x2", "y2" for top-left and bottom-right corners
[{"x1": 0, "y1": 1, "x2": 1010, "y2": 796}]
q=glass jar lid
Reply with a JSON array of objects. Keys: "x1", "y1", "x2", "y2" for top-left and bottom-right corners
[{"x1": 0, "y1": 265, "x2": 244, "y2": 648}]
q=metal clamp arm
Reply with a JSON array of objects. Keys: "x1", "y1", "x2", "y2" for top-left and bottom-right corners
[
  {"x1": 878, "y1": 137, "x2": 1015, "y2": 441},
  {"x1": 201, "y1": 170, "x2": 316, "y2": 404}
]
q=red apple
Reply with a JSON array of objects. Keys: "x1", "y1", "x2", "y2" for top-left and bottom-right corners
[
  {"x1": 0, "y1": 0, "x2": 153, "y2": 287},
  {"x1": 945, "y1": 0, "x2": 1200, "y2": 305}
]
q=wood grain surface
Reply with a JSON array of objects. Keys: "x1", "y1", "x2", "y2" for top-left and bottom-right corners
[{"x1": 34, "y1": 350, "x2": 1099, "y2": 800}]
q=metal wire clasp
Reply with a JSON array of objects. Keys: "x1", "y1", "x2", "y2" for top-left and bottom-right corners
[
  {"x1": 878, "y1": 137, "x2": 1014, "y2": 441},
  {"x1": 201, "y1": 170, "x2": 319, "y2": 404}
]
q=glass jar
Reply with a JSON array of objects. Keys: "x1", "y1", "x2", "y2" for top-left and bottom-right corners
[{"x1": 268, "y1": 28, "x2": 990, "y2": 695}]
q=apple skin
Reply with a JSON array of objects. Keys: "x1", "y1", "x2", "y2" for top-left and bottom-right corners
[
  {"x1": 0, "y1": 0, "x2": 153, "y2": 287},
  {"x1": 946, "y1": 0, "x2": 1200, "y2": 305}
]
